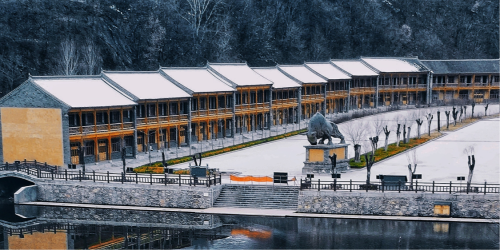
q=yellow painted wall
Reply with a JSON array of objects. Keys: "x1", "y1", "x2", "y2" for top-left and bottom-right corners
[
  {"x1": 329, "y1": 148, "x2": 346, "y2": 160},
  {"x1": 9, "y1": 231, "x2": 67, "y2": 249},
  {"x1": 308, "y1": 149, "x2": 324, "y2": 162},
  {"x1": 1, "y1": 108, "x2": 64, "y2": 166}
]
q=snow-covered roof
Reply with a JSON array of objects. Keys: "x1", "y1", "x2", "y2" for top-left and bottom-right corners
[
  {"x1": 330, "y1": 60, "x2": 378, "y2": 76},
  {"x1": 252, "y1": 67, "x2": 301, "y2": 89},
  {"x1": 421, "y1": 59, "x2": 500, "y2": 74},
  {"x1": 32, "y1": 76, "x2": 136, "y2": 108},
  {"x1": 277, "y1": 65, "x2": 327, "y2": 84},
  {"x1": 304, "y1": 62, "x2": 351, "y2": 80},
  {"x1": 103, "y1": 71, "x2": 191, "y2": 100},
  {"x1": 161, "y1": 68, "x2": 235, "y2": 93},
  {"x1": 207, "y1": 63, "x2": 273, "y2": 87},
  {"x1": 361, "y1": 57, "x2": 429, "y2": 73}
]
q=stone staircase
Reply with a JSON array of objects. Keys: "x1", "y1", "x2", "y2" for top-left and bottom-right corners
[{"x1": 213, "y1": 184, "x2": 299, "y2": 210}]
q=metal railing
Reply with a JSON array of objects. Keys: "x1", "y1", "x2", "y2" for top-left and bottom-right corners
[
  {"x1": 300, "y1": 179, "x2": 499, "y2": 194},
  {"x1": 0, "y1": 161, "x2": 221, "y2": 187}
]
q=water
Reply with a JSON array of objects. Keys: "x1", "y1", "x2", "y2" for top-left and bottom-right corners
[{"x1": 0, "y1": 204, "x2": 497, "y2": 249}]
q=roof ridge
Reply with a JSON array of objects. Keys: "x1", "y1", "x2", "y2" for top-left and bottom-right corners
[
  {"x1": 158, "y1": 70, "x2": 195, "y2": 95},
  {"x1": 101, "y1": 73, "x2": 139, "y2": 101},
  {"x1": 303, "y1": 63, "x2": 329, "y2": 81}
]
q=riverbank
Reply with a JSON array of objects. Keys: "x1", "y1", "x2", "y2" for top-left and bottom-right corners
[{"x1": 21, "y1": 201, "x2": 498, "y2": 223}]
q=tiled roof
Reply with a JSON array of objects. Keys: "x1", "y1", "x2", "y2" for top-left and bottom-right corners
[
  {"x1": 32, "y1": 76, "x2": 136, "y2": 108},
  {"x1": 277, "y1": 65, "x2": 327, "y2": 84},
  {"x1": 252, "y1": 67, "x2": 301, "y2": 89},
  {"x1": 421, "y1": 59, "x2": 500, "y2": 74},
  {"x1": 103, "y1": 71, "x2": 190, "y2": 100},
  {"x1": 304, "y1": 62, "x2": 351, "y2": 80},
  {"x1": 161, "y1": 67, "x2": 235, "y2": 93},
  {"x1": 330, "y1": 60, "x2": 378, "y2": 76},
  {"x1": 361, "y1": 57, "x2": 429, "y2": 73},
  {"x1": 207, "y1": 63, "x2": 273, "y2": 87}
]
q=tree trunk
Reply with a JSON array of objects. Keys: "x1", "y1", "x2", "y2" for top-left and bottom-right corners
[
  {"x1": 384, "y1": 136, "x2": 389, "y2": 151},
  {"x1": 407, "y1": 126, "x2": 411, "y2": 143},
  {"x1": 417, "y1": 124, "x2": 421, "y2": 139},
  {"x1": 437, "y1": 111, "x2": 441, "y2": 132},
  {"x1": 408, "y1": 164, "x2": 413, "y2": 190},
  {"x1": 354, "y1": 144, "x2": 361, "y2": 162},
  {"x1": 396, "y1": 133, "x2": 400, "y2": 147},
  {"x1": 467, "y1": 169, "x2": 473, "y2": 192},
  {"x1": 403, "y1": 125, "x2": 407, "y2": 144}
]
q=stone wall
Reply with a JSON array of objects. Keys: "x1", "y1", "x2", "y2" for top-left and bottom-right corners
[
  {"x1": 35, "y1": 179, "x2": 223, "y2": 209},
  {"x1": 298, "y1": 190, "x2": 499, "y2": 219},
  {"x1": 14, "y1": 185, "x2": 38, "y2": 204}
]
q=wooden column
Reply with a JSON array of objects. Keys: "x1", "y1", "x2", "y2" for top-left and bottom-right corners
[
  {"x1": 79, "y1": 111, "x2": 83, "y2": 133},
  {"x1": 176, "y1": 125, "x2": 180, "y2": 148},
  {"x1": 94, "y1": 137, "x2": 98, "y2": 162},
  {"x1": 167, "y1": 126, "x2": 170, "y2": 149},
  {"x1": 156, "y1": 127, "x2": 160, "y2": 150},
  {"x1": 107, "y1": 135, "x2": 112, "y2": 161}
]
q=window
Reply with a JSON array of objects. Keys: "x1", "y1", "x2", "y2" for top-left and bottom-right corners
[
  {"x1": 111, "y1": 138, "x2": 121, "y2": 152},
  {"x1": 482, "y1": 76, "x2": 488, "y2": 83},
  {"x1": 110, "y1": 111, "x2": 120, "y2": 124},
  {"x1": 96, "y1": 112, "x2": 108, "y2": 124},
  {"x1": 272, "y1": 91, "x2": 276, "y2": 100},
  {"x1": 235, "y1": 94, "x2": 241, "y2": 105},
  {"x1": 147, "y1": 104, "x2": 156, "y2": 117},
  {"x1": 475, "y1": 76, "x2": 481, "y2": 83},
  {"x1": 85, "y1": 141, "x2": 94, "y2": 156},
  {"x1": 242, "y1": 93, "x2": 248, "y2": 104},
  {"x1": 123, "y1": 110, "x2": 132, "y2": 122},
  {"x1": 159, "y1": 103, "x2": 167, "y2": 116},
  {"x1": 199, "y1": 97, "x2": 207, "y2": 110},
  {"x1": 209, "y1": 97, "x2": 216, "y2": 109},
  {"x1": 69, "y1": 113, "x2": 79, "y2": 127},
  {"x1": 494, "y1": 76, "x2": 499, "y2": 82},
  {"x1": 82, "y1": 113, "x2": 94, "y2": 126},
  {"x1": 180, "y1": 101, "x2": 189, "y2": 114},
  {"x1": 226, "y1": 95, "x2": 233, "y2": 108},
  {"x1": 250, "y1": 92, "x2": 256, "y2": 103},
  {"x1": 257, "y1": 90, "x2": 263, "y2": 103},
  {"x1": 264, "y1": 90, "x2": 270, "y2": 102},
  {"x1": 170, "y1": 102, "x2": 178, "y2": 115},
  {"x1": 148, "y1": 131, "x2": 156, "y2": 144},
  {"x1": 138, "y1": 104, "x2": 145, "y2": 118},
  {"x1": 448, "y1": 76, "x2": 455, "y2": 83}
]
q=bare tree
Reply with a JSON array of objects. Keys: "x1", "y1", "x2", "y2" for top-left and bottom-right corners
[
  {"x1": 463, "y1": 145, "x2": 475, "y2": 192},
  {"x1": 344, "y1": 121, "x2": 365, "y2": 162},
  {"x1": 484, "y1": 103, "x2": 489, "y2": 116},
  {"x1": 81, "y1": 40, "x2": 101, "y2": 75},
  {"x1": 452, "y1": 107, "x2": 459, "y2": 126},
  {"x1": 395, "y1": 115, "x2": 402, "y2": 146},
  {"x1": 365, "y1": 153, "x2": 374, "y2": 186},
  {"x1": 369, "y1": 136, "x2": 379, "y2": 156},
  {"x1": 463, "y1": 105, "x2": 468, "y2": 121},
  {"x1": 445, "y1": 110, "x2": 450, "y2": 129},
  {"x1": 58, "y1": 38, "x2": 79, "y2": 75},
  {"x1": 459, "y1": 106, "x2": 464, "y2": 123},
  {"x1": 426, "y1": 112, "x2": 434, "y2": 136},
  {"x1": 382, "y1": 125, "x2": 390, "y2": 151},
  {"x1": 415, "y1": 117, "x2": 423, "y2": 139},
  {"x1": 471, "y1": 102, "x2": 475, "y2": 118},
  {"x1": 406, "y1": 149, "x2": 418, "y2": 190},
  {"x1": 174, "y1": 0, "x2": 223, "y2": 39},
  {"x1": 0, "y1": 52, "x2": 24, "y2": 91},
  {"x1": 371, "y1": 116, "x2": 384, "y2": 138},
  {"x1": 437, "y1": 110, "x2": 441, "y2": 132}
]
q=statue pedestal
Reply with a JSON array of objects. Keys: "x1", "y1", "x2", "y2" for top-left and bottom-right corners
[{"x1": 302, "y1": 144, "x2": 350, "y2": 174}]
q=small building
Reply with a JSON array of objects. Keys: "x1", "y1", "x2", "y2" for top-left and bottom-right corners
[
  {"x1": 161, "y1": 67, "x2": 236, "y2": 140},
  {"x1": 277, "y1": 65, "x2": 328, "y2": 119},
  {"x1": 421, "y1": 59, "x2": 500, "y2": 104},
  {"x1": 360, "y1": 57, "x2": 431, "y2": 106},
  {"x1": 207, "y1": 63, "x2": 273, "y2": 132},
  {"x1": 0, "y1": 76, "x2": 136, "y2": 166},
  {"x1": 330, "y1": 59, "x2": 379, "y2": 109},
  {"x1": 252, "y1": 67, "x2": 301, "y2": 126}
]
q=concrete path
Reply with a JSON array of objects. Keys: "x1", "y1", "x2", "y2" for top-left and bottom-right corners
[{"x1": 23, "y1": 201, "x2": 498, "y2": 224}]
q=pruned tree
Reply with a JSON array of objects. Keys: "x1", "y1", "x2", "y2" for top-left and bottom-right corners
[
  {"x1": 452, "y1": 107, "x2": 459, "y2": 126},
  {"x1": 437, "y1": 110, "x2": 441, "y2": 132},
  {"x1": 471, "y1": 102, "x2": 475, "y2": 118},
  {"x1": 396, "y1": 124, "x2": 401, "y2": 146},
  {"x1": 415, "y1": 117, "x2": 423, "y2": 139},
  {"x1": 402, "y1": 123, "x2": 407, "y2": 144},
  {"x1": 459, "y1": 106, "x2": 464, "y2": 123},
  {"x1": 364, "y1": 153, "x2": 374, "y2": 186},
  {"x1": 383, "y1": 125, "x2": 390, "y2": 151},
  {"x1": 406, "y1": 149, "x2": 418, "y2": 190},
  {"x1": 58, "y1": 38, "x2": 79, "y2": 76},
  {"x1": 445, "y1": 110, "x2": 450, "y2": 130},
  {"x1": 344, "y1": 121, "x2": 365, "y2": 162},
  {"x1": 463, "y1": 105, "x2": 467, "y2": 121},
  {"x1": 484, "y1": 103, "x2": 489, "y2": 116},
  {"x1": 369, "y1": 136, "x2": 379, "y2": 156},
  {"x1": 426, "y1": 112, "x2": 433, "y2": 136},
  {"x1": 463, "y1": 146, "x2": 475, "y2": 192}
]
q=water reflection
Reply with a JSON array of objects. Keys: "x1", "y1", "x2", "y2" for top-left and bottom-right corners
[{"x1": 0, "y1": 204, "x2": 497, "y2": 249}]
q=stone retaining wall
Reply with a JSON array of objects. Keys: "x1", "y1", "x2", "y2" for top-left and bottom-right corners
[
  {"x1": 298, "y1": 190, "x2": 499, "y2": 219},
  {"x1": 35, "y1": 179, "x2": 222, "y2": 209}
]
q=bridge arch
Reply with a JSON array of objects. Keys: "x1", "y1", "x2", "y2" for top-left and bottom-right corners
[{"x1": 0, "y1": 173, "x2": 36, "y2": 198}]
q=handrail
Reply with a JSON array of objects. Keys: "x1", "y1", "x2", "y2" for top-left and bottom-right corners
[
  {"x1": 299, "y1": 179, "x2": 499, "y2": 194},
  {"x1": 0, "y1": 162, "x2": 221, "y2": 187}
]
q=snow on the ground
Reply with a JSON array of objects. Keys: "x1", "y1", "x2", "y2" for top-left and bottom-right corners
[{"x1": 172, "y1": 104, "x2": 500, "y2": 183}]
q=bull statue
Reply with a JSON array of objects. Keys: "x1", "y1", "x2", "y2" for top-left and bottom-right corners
[{"x1": 307, "y1": 112, "x2": 345, "y2": 145}]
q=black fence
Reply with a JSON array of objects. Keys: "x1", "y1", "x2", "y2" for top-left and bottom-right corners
[
  {"x1": 0, "y1": 161, "x2": 221, "y2": 187},
  {"x1": 300, "y1": 179, "x2": 499, "y2": 194}
]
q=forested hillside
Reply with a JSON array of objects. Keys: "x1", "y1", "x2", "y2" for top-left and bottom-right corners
[{"x1": 0, "y1": 0, "x2": 498, "y2": 95}]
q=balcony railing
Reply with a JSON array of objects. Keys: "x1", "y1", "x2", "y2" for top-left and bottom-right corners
[
  {"x1": 123, "y1": 122, "x2": 134, "y2": 130},
  {"x1": 109, "y1": 123, "x2": 122, "y2": 131},
  {"x1": 159, "y1": 116, "x2": 169, "y2": 124},
  {"x1": 147, "y1": 117, "x2": 158, "y2": 125},
  {"x1": 180, "y1": 114, "x2": 188, "y2": 121},
  {"x1": 137, "y1": 118, "x2": 146, "y2": 125},
  {"x1": 96, "y1": 124, "x2": 108, "y2": 132}
]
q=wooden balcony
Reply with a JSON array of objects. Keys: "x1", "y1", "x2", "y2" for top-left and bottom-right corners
[{"x1": 69, "y1": 122, "x2": 134, "y2": 136}]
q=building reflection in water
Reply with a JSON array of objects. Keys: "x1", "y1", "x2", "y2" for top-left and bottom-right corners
[{"x1": 0, "y1": 205, "x2": 497, "y2": 249}]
